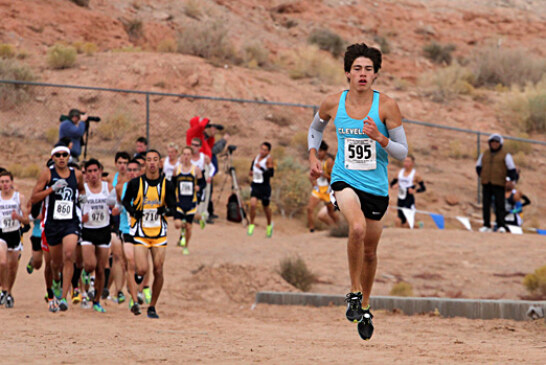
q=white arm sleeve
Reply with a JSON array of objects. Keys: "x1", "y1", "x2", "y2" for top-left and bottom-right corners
[
  {"x1": 384, "y1": 125, "x2": 408, "y2": 161},
  {"x1": 308, "y1": 112, "x2": 329, "y2": 151},
  {"x1": 505, "y1": 153, "x2": 516, "y2": 170}
]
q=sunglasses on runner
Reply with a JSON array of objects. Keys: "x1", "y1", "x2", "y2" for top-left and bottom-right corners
[
  {"x1": 191, "y1": 143, "x2": 201, "y2": 147},
  {"x1": 54, "y1": 152, "x2": 69, "y2": 158}
]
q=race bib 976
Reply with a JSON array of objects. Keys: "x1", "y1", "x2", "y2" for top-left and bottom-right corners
[{"x1": 344, "y1": 138, "x2": 376, "y2": 171}]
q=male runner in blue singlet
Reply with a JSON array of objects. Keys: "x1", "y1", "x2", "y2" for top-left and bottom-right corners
[{"x1": 308, "y1": 43, "x2": 408, "y2": 340}]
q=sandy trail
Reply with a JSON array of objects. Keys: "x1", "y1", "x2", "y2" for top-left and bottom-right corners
[{"x1": 1, "y1": 217, "x2": 545, "y2": 364}]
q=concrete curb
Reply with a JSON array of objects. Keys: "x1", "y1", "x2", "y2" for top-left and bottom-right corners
[{"x1": 255, "y1": 292, "x2": 546, "y2": 322}]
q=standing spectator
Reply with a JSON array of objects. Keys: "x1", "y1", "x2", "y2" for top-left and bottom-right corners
[
  {"x1": 59, "y1": 109, "x2": 88, "y2": 161},
  {"x1": 186, "y1": 116, "x2": 213, "y2": 157},
  {"x1": 134, "y1": 137, "x2": 148, "y2": 159},
  {"x1": 206, "y1": 128, "x2": 228, "y2": 221},
  {"x1": 476, "y1": 134, "x2": 518, "y2": 233}
]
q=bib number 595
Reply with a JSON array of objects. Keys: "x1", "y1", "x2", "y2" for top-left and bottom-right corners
[{"x1": 347, "y1": 144, "x2": 372, "y2": 160}]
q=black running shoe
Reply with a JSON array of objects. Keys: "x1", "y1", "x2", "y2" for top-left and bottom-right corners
[
  {"x1": 101, "y1": 287, "x2": 110, "y2": 300},
  {"x1": 5, "y1": 294, "x2": 14, "y2": 308},
  {"x1": 0, "y1": 291, "x2": 6, "y2": 306},
  {"x1": 147, "y1": 306, "x2": 159, "y2": 319},
  {"x1": 345, "y1": 292, "x2": 364, "y2": 323},
  {"x1": 357, "y1": 308, "x2": 374, "y2": 341},
  {"x1": 131, "y1": 303, "x2": 141, "y2": 316}
]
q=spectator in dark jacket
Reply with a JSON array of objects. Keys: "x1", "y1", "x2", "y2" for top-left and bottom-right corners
[{"x1": 476, "y1": 133, "x2": 517, "y2": 233}]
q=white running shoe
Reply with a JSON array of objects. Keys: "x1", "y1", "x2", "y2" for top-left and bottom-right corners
[
  {"x1": 479, "y1": 226, "x2": 492, "y2": 233},
  {"x1": 497, "y1": 227, "x2": 506, "y2": 233}
]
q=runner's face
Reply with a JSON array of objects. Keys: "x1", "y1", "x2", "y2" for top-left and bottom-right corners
[
  {"x1": 116, "y1": 158, "x2": 128, "y2": 173},
  {"x1": 52, "y1": 152, "x2": 69, "y2": 168},
  {"x1": 127, "y1": 163, "x2": 140, "y2": 179},
  {"x1": 146, "y1": 152, "x2": 160, "y2": 173},
  {"x1": 168, "y1": 147, "x2": 178, "y2": 160},
  {"x1": 191, "y1": 141, "x2": 201, "y2": 155},
  {"x1": 182, "y1": 149, "x2": 192, "y2": 164},
  {"x1": 0, "y1": 176, "x2": 12, "y2": 191},
  {"x1": 136, "y1": 142, "x2": 147, "y2": 153},
  {"x1": 346, "y1": 57, "x2": 376, "y2": 91},
  {"x1": 86, "y1": 165, "x2": 101, "y2": 184},
  {"x1": 403, "y1": 157, "x2": 413, "y2": 170},
  {"x1": 259, "y1": 144, "x2": 269, "y2": 157},
  {"x1": 318, "y1": 149, "x2": 327, "y2": 160}
]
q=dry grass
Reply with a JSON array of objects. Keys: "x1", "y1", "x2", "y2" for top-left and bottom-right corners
[
  {"x1": 157, "y1": 39, "x2": 177, "y2": 53},
  {"x1": 46, "y1": 44, "x2": 77, "y2": 69},
  {"x1": 276, "y1": 45, "x2": 344, "y2": 85},
  {"x1": 523, "y1": 265, "x2": 546, "y2": 297},
  {"x1": 500, "y1": 77, "x2": 546, "y2": 133},
  {"x1": 419, "y1": 63, "x2": 475, "y2": 102},
  {"x1": 290, "y1": 131, "x2": 308, "y2": 159},
  {"x1": 95, "y1": 110, "x2": 133, "y2": 141},
  {"x1": 390, "y1": 282, "x2": 414, "y2": 297},
  {"x1": 504, "y1": 134, "x2": 533, "y2": 155},
  {"x1": 0, "y1": 43, "x2": 15, "y2": 59},
  {"x1": 308, "y1": 28, "x2": 345, "y2": 57},
  {"x1": 241, "y1": 42, "x2": 269, "y2": 69},
  {"x1": 8, "y1": 163, "x2": 41, "y2": 179},
  {"x1": 374, "y1": 35, "x2": 391, "y2": 55},
  {"x1": 329, "y1": 221, "x2": 349, "y2": 238},
  {"x1": 278, "y1": 255, "x2": 317, "y2": 292},
  {"x1": 423, "y1": 41, "x2": 456, "y2": 65},
  {"x1": 447, "y1": 140, "x2": 472, "y2": 159},
  {"x1": 177, "y1": 21, "x2": 239, "y2": 64},
  {"x1": 45, "y1": 127, "x2": 58, "y2": 144},
  {"x1": 472, "y1": 46, "x2": 546, "y2": 87},
  {"x1": 0, "y1": 59, "x2": 35, "y2": 110}
]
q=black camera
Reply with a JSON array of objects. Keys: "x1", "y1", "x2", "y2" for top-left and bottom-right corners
[
  {"x1": 86, "y1": 116, "x2": 101, "y2": 122},
  {"x1": 227, "y1": 145, "x2": 237, "y2": 154}
]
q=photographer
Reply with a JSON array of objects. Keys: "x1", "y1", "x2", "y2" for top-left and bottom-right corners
[{"x1": 59, "y1": 109, "x2": 99, "y2": 161}]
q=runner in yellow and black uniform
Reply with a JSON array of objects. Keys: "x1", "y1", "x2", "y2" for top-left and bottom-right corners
[{"x1": 122, "y1": 149, "x2": 175, "y2": 319}]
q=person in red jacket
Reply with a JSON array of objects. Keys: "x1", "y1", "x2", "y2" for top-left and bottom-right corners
[{"x1": 186, "y1": 116, "x2": 212, "y2": 157}]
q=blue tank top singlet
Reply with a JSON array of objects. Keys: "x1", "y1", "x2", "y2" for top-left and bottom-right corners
[
  {"x1": 119, "y1": 182, "x2": 130, "y2": 234},
  {"x1": 113, "y1": 172, "x2": 119, "y2": 188},
  {"x1": 330, "y1": 90, "x2": 389, "y2": 197}
]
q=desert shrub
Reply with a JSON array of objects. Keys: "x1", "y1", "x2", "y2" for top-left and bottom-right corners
[
  {"x1": 374, "y1": 35, "x2": 391, "y2": 55},
  {"x1": 276, "y1": 45, "x2": 343, "y2": 84},
  {"x1": 512, "y1": 151, "x2": 532, "y2": 169},
  {"x1": 0, "y1": 43, "x2": 15, "y2": 59},
  {"x1": 157, "y1": 38, "x2": 177, "y2": 53},
  {"x1": 447, "y1": 140, "x2": 471, "y2": 159},
  {"x1": 500, "y1": 77, "x2": 546, "y2": 133},
  {"x1": 177, "y1": 21, "x2": 238, "y2": 64},
  {"x1": 472, "y1": 46, "x2": 546, "y2": 87},
  {"x1": 278, "y1": 255, "x2": 316, "y2": 292},
  {"x1": 308, "y1": 28, "x2": 345, "y2": 57},
  {"x1": 95, "y1": 110, "x2": 133, "y2": 141},
  {"x1": 504, "y1": 135, "x2": 533, "y2": 155},
  {"x1": 423, "y1": 41, "x2": 456, "y2": 65},
  {"x1": 242, "y1": 42, "x2": 269, "y2": 68},
  {"x1": 419, "y1": 63, "x2": 475, "y2": 102},
  {"x1": 123, "y1": 18, "x2": 144, "y2": 42},
  {"x1": 82, "y1": 42, "x2": 98, "y2": 56},
  {"x1": 390, "y1": 282, "x2": 414, "y2": 297},
  {"x1": 45, "y1": 127, "x2": 59, "y2": 144},
  {"x1": 272, "y1": 156, "x2": 309, "y2": 218},
  {"x1": 0, "y1": 59, "x2": 35, "y2": 110},
  {"x1": 46, "y1": 44, "x2": 77, "y2": 69},
  {"x1": 112, "y1": 46, "x2": 142, "y2": 53},
  {"x1": 523, "y1": 265, "x2": 546, "y2": 297},
  {"x1": 184, "y1": 0, "x2": 202, "y2": 19},
  {"x1": 70, "y1": 0, "x2": 90, "y2": 6}
]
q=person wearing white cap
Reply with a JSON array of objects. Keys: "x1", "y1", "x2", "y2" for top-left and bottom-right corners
[
  {"x1": 30, "y1": 144, "x2": 86, "y2": 312},
  {"x1": 475, "y1": 133, "x2": 518, "y2": 233}
]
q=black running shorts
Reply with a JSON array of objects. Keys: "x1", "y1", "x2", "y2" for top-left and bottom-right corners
[
  {"x1": 396, "y1": 195, "x2": 415, "y2": 224},
  {"x1": 0, "y1": 229, "x2": 22, "y2": 250},
  {"x1": 31, "y1": 235, "x2": 42, "y2": 251},
  {"x1": 331, "y1": 181, "x2": 389, "y2": 221},
  {"x1": 44, "y1": 220, "x2": 80, "y2": 247},
  {"x1": 174, "y1": 210, "x2": 194, "y2": 224},
  {"x1": 81, "y1": 226, "x2": 111, "y2": 247},
  {"x1": 250, "y1": 183, "x2": 271, "y2": 207}
]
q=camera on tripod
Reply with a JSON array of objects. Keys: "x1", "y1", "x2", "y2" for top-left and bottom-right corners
[{"x1": 59, "y1": 109, "x2": 101, "y2": 123}]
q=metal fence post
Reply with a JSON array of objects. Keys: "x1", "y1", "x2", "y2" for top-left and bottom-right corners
[
  {"x1": 477, "y1": 131, "x2": 481, "y2": 204},
  {"x1": 146, "y1": 93, "x2": 150, "y2": 147}
]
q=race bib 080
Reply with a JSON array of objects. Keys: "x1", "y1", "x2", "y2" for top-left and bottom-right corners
[
  {"x1": 179, "y1": 181, "x2": 193, "y2": 196},
  {"x1": 253, "y1": 171, "x2": 264, "y2": 184},
  {"x1": 344, "y1": 138, "x2": 376, "y2": 171},
  {"x1": 53, "y1": 200, "x2": 73, "y2": 220}
]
